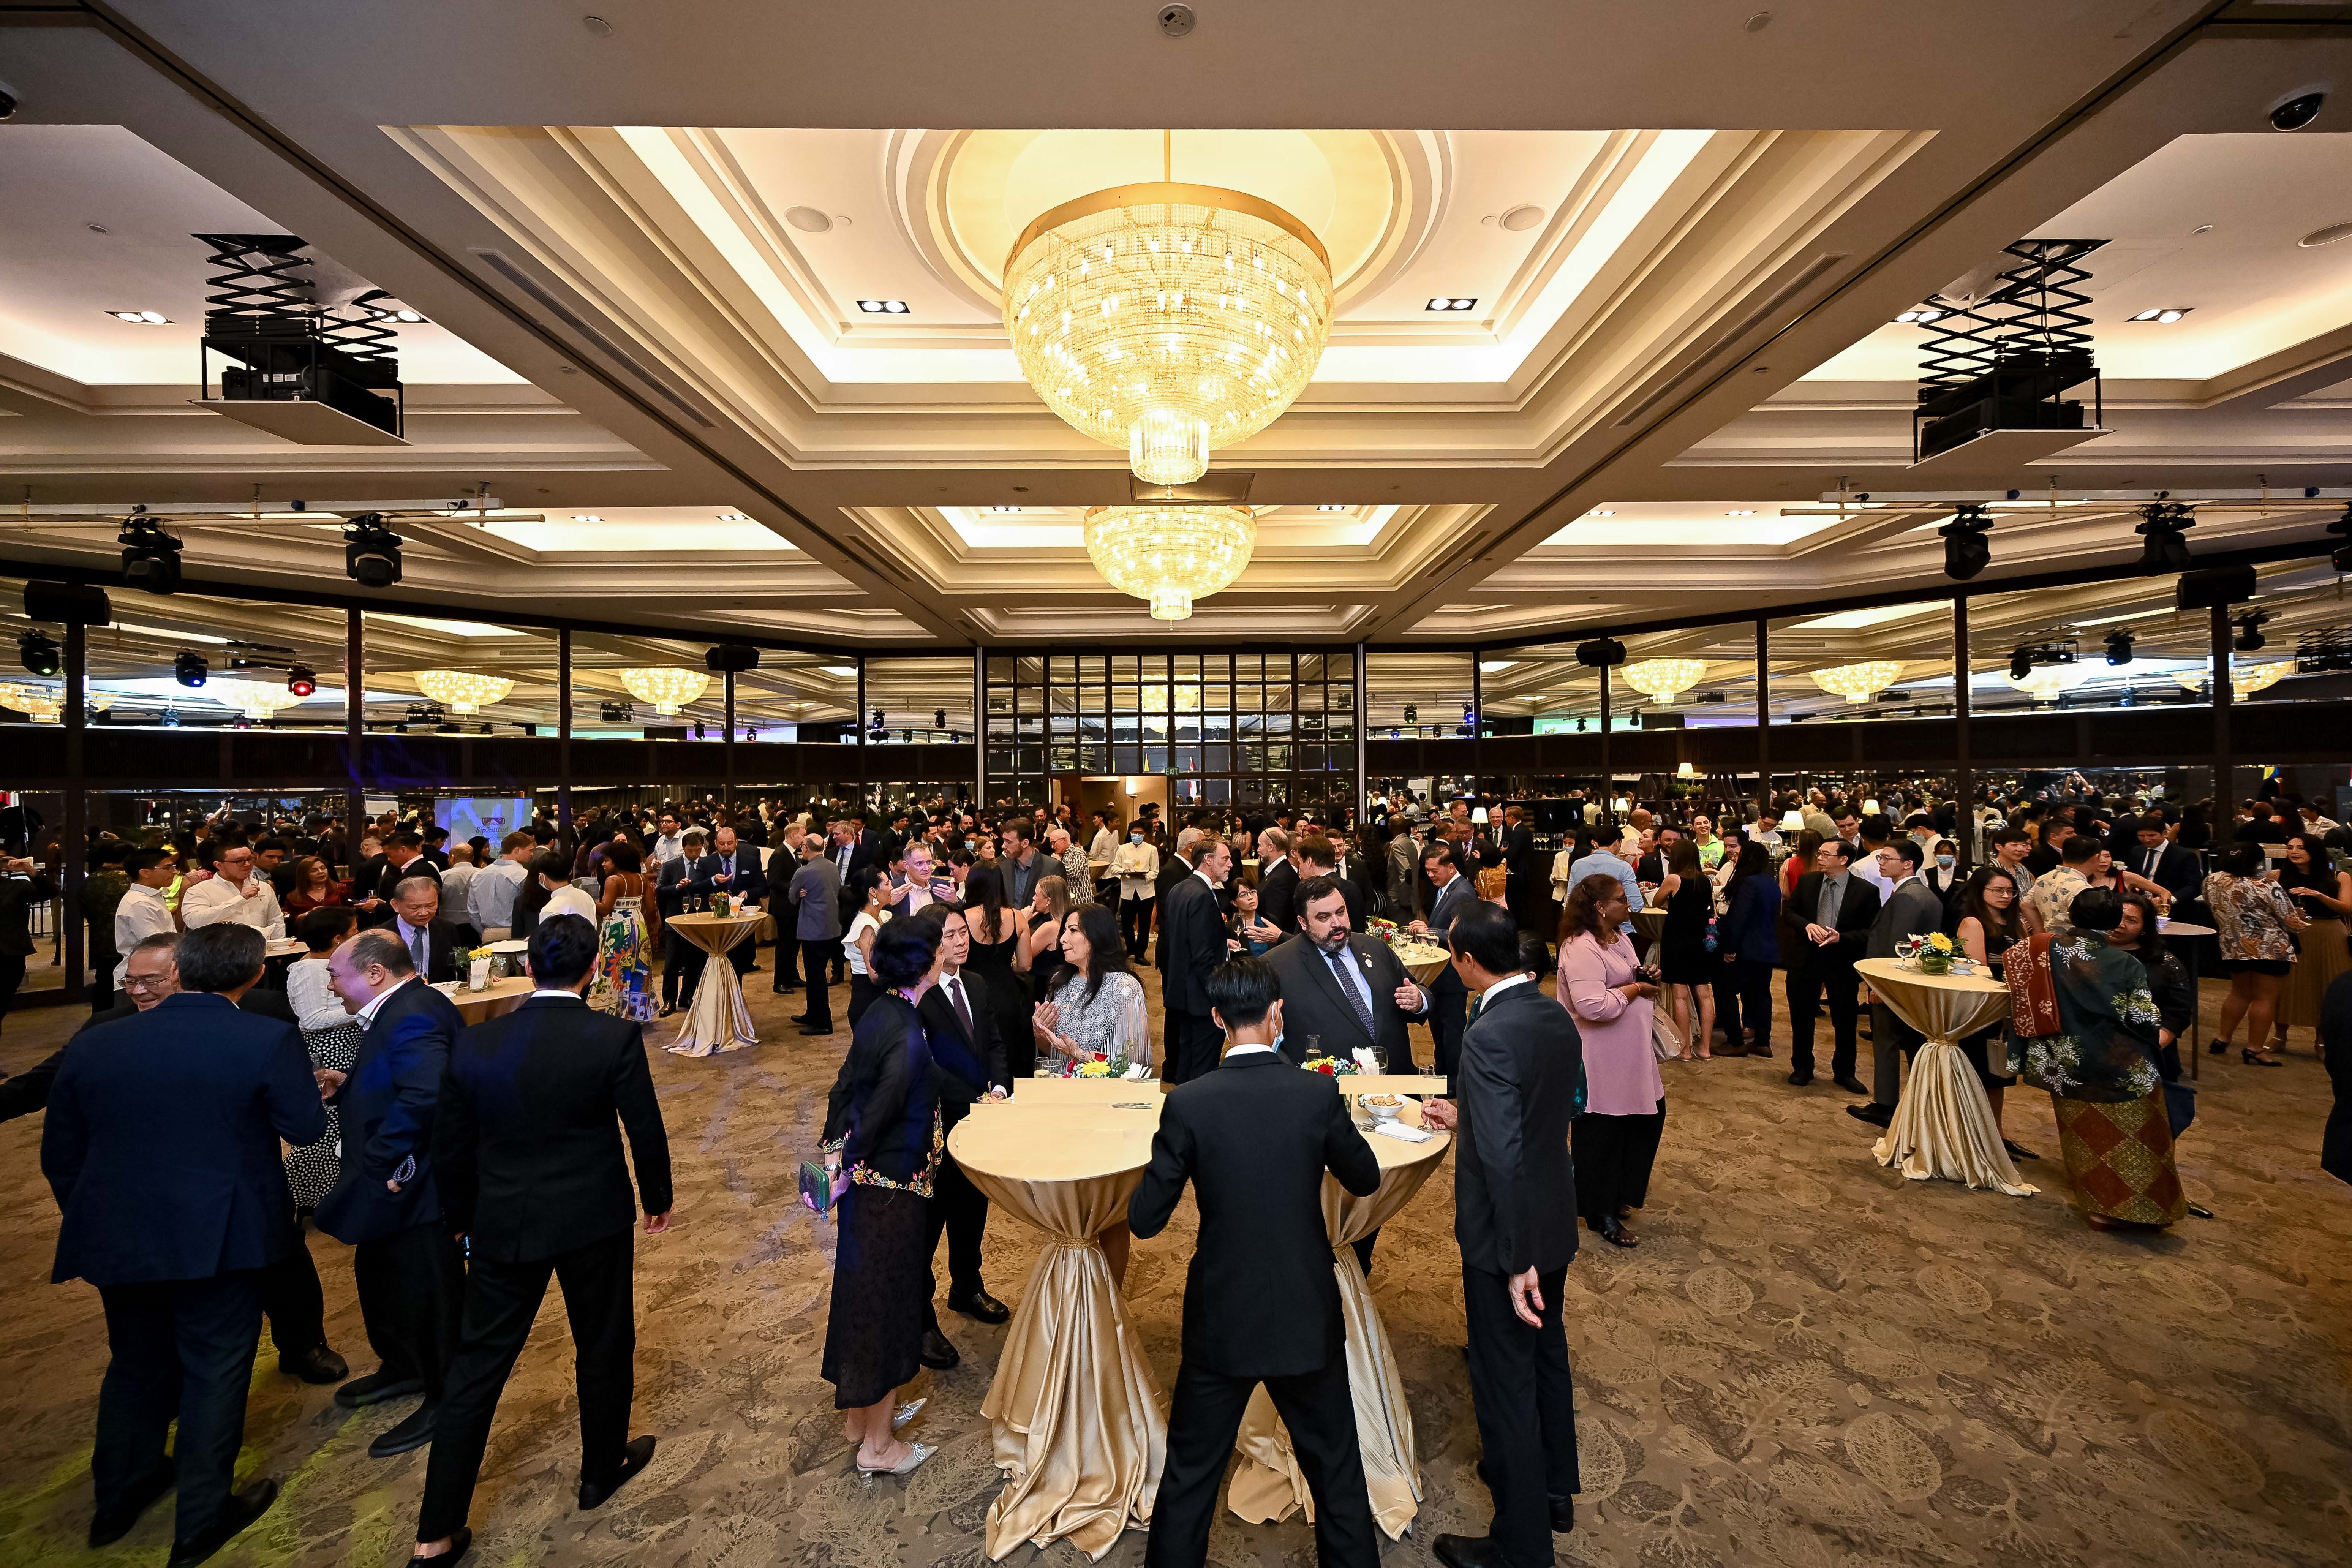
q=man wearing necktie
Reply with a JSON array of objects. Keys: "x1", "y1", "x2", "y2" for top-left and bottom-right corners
[
  {"x1": 1408, "y1": 842, "x2": 1473, "y2": 1088},
  {"x1": 1781, "y1": 839, "x2": 1878, "y2": 1092},
  {"x1": 909, "y1": 907, "x2": 1010, "y2": 1371},
  {"x1": 827, "y1": 822, "x2": 868, "y2": 985},
  {"x1": 387, "y1": 877, "x2": 470, "y2": 984},
  {"x1": 656, "y1": 830, "x2": 721, "y2": 1014},
  {"x1": 2132, "y1": 816, "x2": 2201, "y2": 906}
]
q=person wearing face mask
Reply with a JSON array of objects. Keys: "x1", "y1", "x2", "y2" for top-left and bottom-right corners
[
  {"x1": 1921, "y1": 838, "x2": 1965, "y2": 913},
  {"x1": 1111, "y1": 823, "x2": 1161, "y2": 960}
]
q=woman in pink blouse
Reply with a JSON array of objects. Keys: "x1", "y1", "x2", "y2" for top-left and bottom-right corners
[{"x1": 1557, "y1": 872, "x2": 1666, "y2": 1247}]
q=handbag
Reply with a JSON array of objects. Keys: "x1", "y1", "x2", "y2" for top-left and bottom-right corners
[{"x1": 2161, "y1": 1080, "x2": 2196, "y2": 1140}]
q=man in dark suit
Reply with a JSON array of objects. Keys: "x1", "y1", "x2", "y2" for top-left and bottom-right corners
[
  {"x1": 909, "y1": 906, "x2": 1011, "y2": 1370},
  {"x1": 2126, "y1": 815, "x2": 2203, "y2": 906},
  {"x1": 41, "y1": 923, "x2": 327, "y2": 1563},
  {"x1": 1498, "y1": 804, "x2": 1538, "y2": 936},
  {"x1": 1781, "y1": 839, "x2": 1880, "y2": 1093},
  {"x1": 1268, "y1": 875, "x2": 1429, "y2": 1072},
  {"x1": 1254, "y1": 827, "x2": 1299, "y2": 938},
  {"x1": 1153, "y1": 830, "x2": 1199, "y2": 1045},
  {"x1": 656, "y1": 828, "x2": 726, "y2": 1010},
  {"x1": 316, "y1": 928, "x2": 468, "y2": 1460},
  {"x1": 1409, "y1": 840, "x2": 1475, "y2": 1087},
  {"x1": 1850, "y1": 841, "x2": 1950, "y2": 1128},
  {"x1": 825, "y1": 820, "x2": 876, "y2": 982},
  {"x1": 358, "y1": 832, "x2": 440, "y2": 923},
  {"x1": 382, "y1": 876, "x2": 480, "y2": 985},
  {"x1": 1421, "y1": 903, "x2": 1584, "y2": 1566},
  {"x1": 1129, "y1": 957, "x2": 1382, "y2": 1568},
  {"x1": 707, "y1": 825, "x2": 768, "y2": 977},
  {"x1": 1159, "y1": 835, "x2": 1238, "y2": 1085},
  {"x1": 411, "y1": 914, "x2": 673, "y2": 1563}
]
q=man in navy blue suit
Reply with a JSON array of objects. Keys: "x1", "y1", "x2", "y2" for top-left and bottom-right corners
[
  {"x1": 316, "y1": 927, "x2": 467, "y2": 1460},
  {"x1": 41, "y1": 922, "x2": 329, "y2": 1566},
  {"x1": 707, "y1": 824, "x2": 768, "y2": 980}
]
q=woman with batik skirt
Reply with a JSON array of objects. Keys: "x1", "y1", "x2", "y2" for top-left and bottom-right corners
[{"x1": 2005, "y1": 885, "x2": 2186, "y2": 1231}]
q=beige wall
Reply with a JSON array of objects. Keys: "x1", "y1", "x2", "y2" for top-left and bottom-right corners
[{"x1": 1072, "y1": 775, "x2": 1166, "y2": 832}]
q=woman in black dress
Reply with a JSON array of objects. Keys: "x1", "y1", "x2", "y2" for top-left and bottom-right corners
[
  {"x1": 959, "y1": 865, "x2": 1032, "y2": 1073},
  {"x1": 1657, "y1": 838, "x2": 1715, "y2": 1060},
  {"x1": 1952, "y1": 866, "x2": 2031, "y2": 1160},
  {"x1": 820, "y1": 918, "x2": 946, "y2": 1478}
]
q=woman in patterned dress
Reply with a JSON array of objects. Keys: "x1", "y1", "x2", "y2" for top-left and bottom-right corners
[
  {"x1": 2203, "y1": 843, "x2": 2308, "y2": 1066},
  {"x1": 284, "y1": 908, "x2": 361, "y2": 1212},
  {"x1": 1031, "y1": 904, "x2": 1150, "y2": 1077},
  {"x1": 588, "y1": 839, "x2": 659, "y2": 1021}
]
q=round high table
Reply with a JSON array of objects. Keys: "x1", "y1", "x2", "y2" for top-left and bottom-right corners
[
  {"x1": 1854, "y1": 957, "x2": 2036, "y2": 1198},
  {"x1": 948, "y1": 1098, "x2": 1167, "y2": 1562},
  {"x1": 2156, "y1": 918, "x2": 2216, "y2": 1079},
  {"x1": 664, "y1": 911, "x2": 761, "y2": 1056},
  {"x1": 432, "y1": 974, "x2": 536, "y2": 1024},
  {"x1": 1227, "y1": 1103, "x2": 1451, "y2": 1539}
]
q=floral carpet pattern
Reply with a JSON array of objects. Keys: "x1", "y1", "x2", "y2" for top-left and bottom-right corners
[{"x1": 0, "y1": 968, "x2": 2345, "y2": 1568}]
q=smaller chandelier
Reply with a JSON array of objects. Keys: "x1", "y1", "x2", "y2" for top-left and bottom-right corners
[
  {"x1": 414, "y1": 671, "x2": 515, "y2": 714},
  {"x1": 2007, "y1": 666, "x2": 2079, "y2": 703},
  {"x1": 1620, "y1": 659, "x2": 1707, "y2": 704},
  {"x1": 619, "y1": 666, "x2": 709, "y2": 714},
  {"x1": 1084, "y1": 504, "x2": 1255, "y2": 621},
  {"x1": 205, "y1": 678, "x2": 307, "y2": 721},
  {"x1": 0, "y1": 683, "x2": 62, "y2": 722},
  {"x1": 1811, "y1": 661, "x2": 1903, "y2": 703},
  {"x1": 2174, "y1": 662, "x2": 2291, "y2": 699}
]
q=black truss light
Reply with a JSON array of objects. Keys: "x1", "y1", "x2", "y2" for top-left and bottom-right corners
[
  {"x1": 934, "y1": 708, "x2": 947, "y2": 729},
  {"x1": 2233, "y1": 610, "x2": 2269, "y2": 653},
  {"x1": 1939, "y1": 503, "x2": 1994, "y2": 580},
  {"x1": 2104, "y1": 630, "x2": 2135, "y2": 666},
  {"x1": 117, "y1": 514, "x2": 185, "y2": 593},
  {"x1": 173, "y1": 650, "x2": 208, "y2": 688},
  {"x1": 2009, "y1": 646, "x2": 2033, "y2": 681},
  {"x1": 1402, "y1": 703, "x2": 1418, "y2": 725},
  {"x1": 343, "y1": 513, "x2": 404, "y2": 588},
  {"x1": 286, "y1": 663, "x2": 316, "y2": 697},
  {"x1": 18, "y1": 630, "x2": 61, "y2": 678},
  {"x1": 2134, "y1": 502, "x2": 2196, "y2": 574}
]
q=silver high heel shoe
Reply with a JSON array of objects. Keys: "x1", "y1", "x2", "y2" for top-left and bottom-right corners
[
  {"x1": 891, "y1": 1398, "x2": 926, "y2": 1430},
  {"x1": 856, "y1": 1441, "x2": 936, "y2": 1484}
]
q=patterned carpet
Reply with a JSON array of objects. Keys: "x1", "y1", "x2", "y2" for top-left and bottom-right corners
[{"x1": 0, "y1": 958, "x2": 2346, "y2": 1568}]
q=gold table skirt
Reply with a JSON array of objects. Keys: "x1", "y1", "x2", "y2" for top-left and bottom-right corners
[
  {"x1": 664, "y1": 914, "x2": 760, "y2": 1057},
  {"x1": 1227, "y1": 1118, "x2": 1451, "y2": 1539},
  {"x1": 1855, "y1": 958, "x2": 2036, "y2": 1198}
]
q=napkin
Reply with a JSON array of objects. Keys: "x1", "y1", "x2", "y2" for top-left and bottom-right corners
[
  {"x1": 1124, "y1": 1062, "x2": 1149, "y2": 1080},
  {"x1": 1372, "y1": 1121, "x2": 1433, "y2": 1143},
  {"x1": 1351, "y1": 1048, "x2": 1380, "y2": 1073}
]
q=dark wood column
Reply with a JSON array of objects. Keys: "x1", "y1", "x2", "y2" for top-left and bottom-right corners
[
  {"x1": 973, "y1": 648, "x2": 985, "y2": 808},
  {"x1": 1598, "y1": 658, "x2": 1614, "y2": 829},
  {"x1": 2211, "y1": 602, "x2": 2235, "y2": 809},
  {"x1": 344, "y1": 609, "x2": 365, "y2": 848},
  {"x1": 62, "y1": 619, "x2": 87, "y2": 1006},
  {"x1": 1953, "y1": 595, "x2": 1974, "y2": 866},
  {"x1": 556, "y1": 628, "x2": 574, "y2": 837},
  {"x1": 723, "y1": 667, "x2": 737, "y2": 814},
  {"x1": 855, "y1": 658, "x2": 868, "y2": 812},
  {"x1": 1754, "y1": 616, "x2": 1770, "y2": 817}
]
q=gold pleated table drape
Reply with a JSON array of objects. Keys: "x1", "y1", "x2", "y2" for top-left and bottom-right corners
[
  {"x1": 1854, "y1": 958, "x2": 2036, "y2": 1198},
  {"x1": 948, "y1": 1100, "x2": 1168, "y2": 1562},
  {"x1": 1227, "y1": 1105, "x2": 1452, "y2": 1539},
  {"x1": 664, "y1": 912, "x2": 761, "y2": 1057}
]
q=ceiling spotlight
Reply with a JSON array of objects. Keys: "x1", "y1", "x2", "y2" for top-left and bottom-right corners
[
  {"x1": 2126, "y1": 307, "x2": 2192, "y2": 324},
  {"x1": 1939, "y1": 503, "x2": 1993, "y2": 581},
  {"x1": 1403, "y1": 703, "x2": 1418, "y2": 725},
  {"x1": 173, "y1": 650, "x2": 209, "y2": 688},
  {"x1": 1424, "y1": 297, "x2": 1478, "y2": 312},
  {"x1": 988, "y1": 506, "x2": 1024, "y2": 513},
  {"x1": 117, "y1": 516, "x2": 185, "y2": 593},
  {"x1": 18, "y1": 631, "x2": 61, "y2": 678},
  {"x1": 934, "y1": 708, "x2": 947, "y2": 729},
  {"x1": 571, "y1": 514, "x2": 604, "y2": 522},
  {"x1": 716, "y1": 512, "x2": 749, "y2": 522},
  {"x1": 694, "y1": 719, "x2": 707, "y2": 739},
  {"x1": 286, "y1": 663, "x2": 317, "y2": 697},
  {"x1": 2135, "y1": 502, "x2": 2195, "y2": 574},
  {"x1": 2104, "y1": 629, "x2": 2135, "y2": 666},
  {"x1": 1462, "y1": 703, "x2": 1476, "y2": 726},
  {"x1": 1590, "y1": 509, "x2": 1616, "y2": 517},
  {"x1": 856, "y1": 299, "x2": 910, "y2": 314},
  {"x1": 1315, "y1": 504, "x2": 1351, "y2": 512},
  {"x1": 869, "y1": 707, "x2": 885, "y2": 731},
  {"x1": 1725, "y1": 508, "x2": 1757, "y2": 517},
  {"x1": 2008, "y1": 646, "x2": 2034, "y2": 681},
  {"x1": 106, "y1": 309, "x2": 172, "y2": 324},
  {"x1": 2234, "y1": 610, "x2": 2269, "y2": 653},
  {"x1": 343, "y1": 514, "x2": 404, "y2": 588},
  {"x1": 1892, "y1": 307, "x2": 1946, "y2": 324}
]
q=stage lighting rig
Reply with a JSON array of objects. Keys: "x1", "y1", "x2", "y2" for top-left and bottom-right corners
[
  {"x1": 2234, "y1": 611, "x2": 2269, "y2": 653},
  {"x1": 18, "y1": 630, "x2": 60, "y2": 678},
  {"x1": 343, "y1": 514, "x2": 403, "y2": 588},
  {"x1": 174, "y1": 650, "x2": 208, "y2": 688},
  {"x1": 1402, "y1": 703, "x2": 1418, "y2": 726},
  {"x1": 2104, "y1": 630, "x2": 2135, "y2": 666},
  {"x1": 1939, "y1": 503, "x2": 1994, "y2": 580},
  {"x1": 117, "y1": 514, "x2": 184, "y2": 593},
  {"x1": 2134, "y1": 502, "x2": 2195, "y2": 574},
  {"x1": 286, "y1": 664, "x2": 316, "y2": 697}
]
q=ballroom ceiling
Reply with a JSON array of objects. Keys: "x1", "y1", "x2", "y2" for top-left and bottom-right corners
[{"x1": 0, "y1": 0, "x2": 2348, "y2": 661}]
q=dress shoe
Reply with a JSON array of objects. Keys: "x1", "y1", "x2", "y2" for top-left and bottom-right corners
[
  {"x1": 165, "y1": 1479, "x2": 277, "y2": 1568},
  {"x1": 1747, "y1": 1045, "x2": 1773, "y2": 1058},
  {"x1": 1434, "y1": 1532, "x2": 1506, "y2": 1568},
  {"x1": 89, "y1": 1465, "x2": 174, "y2": 1547},
  {"x1": 790, "y1": 1013, "x2": 812, "y2": 1024},
  {"x1": 409, "y1": 1525, "x2": 473, "y2": 1564},
  {"x1": 857, "y1": 1440, "x2": 937, "y2": 1481},
  {"x1": 578, "y1": 1435, "x2": 656, "y2": 1510},
  {"x1": 798, "y1": 1023, "x2": 834, "y2": 1037},
  {"x1": 2002, "y1": 1139, "x2": 2040, "y2": 1162},
  {"x1": 1714, "y1": 1042, "x2": 1749, "y2": 1058},
  {"x1": 280, "y1": 1344, "x2": 348, "y2": 1385},
  {"x1": 1833, "y1": 1075, "x2": 1868, "y2": 1096},
  {"x1": 949, "y1": 1289, "x2": 1010, "y2": 1324},
  {"x1": 1595, "y1": 1215, "x2": 1638, "y2": 1248},
  {"x1": 369, "y1": 1402, "x2": 438, "y2": 1458},
  {"x1": 892, "y1": 1397, "x2": 927, "y2": 1430},
  {"x1": 1550, "y1": 1495, "x2": 1576, "y2": 1532},
  {"x1": 1845, "y1": 1103, "x2": 1893, "y2": 1129},
  {"x1": 1785, "y1": 1070, "x2": 1813, "y2": 1086},
  {"x1": 917, "y1": 1329, "x2": 961, "y2": 1369},
  {"x1": 336, "y1": 1370, "x2": 424, "y2": 1409}
]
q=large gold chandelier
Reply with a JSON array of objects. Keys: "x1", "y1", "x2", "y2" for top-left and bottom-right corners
[
  {"x1": 618, "y1": 667, "x2": 708, "y2": 715},
  {"x1": 2174, "y1": 662, "x2": 2290, "y2": 699},
  {"x1": 1084, "y1": 505, "x2": 1255, "y2": 621},
  {"x1": 1619, "y1": 659, "x2": 1707, "y2": 705},
  {"x1": 1811, "y1": 661, "x2": 1903, "y2": 703},
  {"x1": 2006, "y1": 666, "x2": 2079, "y2": 703},
  {"x1": 414, "y1": 670, "x2": 514, "y2": 714},
  {"x1": 0, "y1": 685, "x2": 114, "y2": 722},
  {"x1": 1004, "y1": 150, "x2": 1334, "y2": 485},
  {"x1": 205, "y1": 678, "x2": 308, "y2": 721}
]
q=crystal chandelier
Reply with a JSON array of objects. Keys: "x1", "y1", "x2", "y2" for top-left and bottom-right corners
[
  {"x1": 1004, "y1": 156, "x2": 1333, "y2": 484},
  {"x1": 619, "y1": 666, "x2": 709, "y2": 715},
  {"x1": 2173, "y1": 662, "x2": 2290, "y2": 699},
  {"x1": 1619, "y1": 659, "x2": 1707, "y2": 704},
  {"x1": 414, "y1": 670, "x2": 515, "y2": 714},
  {"x1": 1083, "y1": 504, "x2": 1255, "y2": 620},
  {"x1": 0, "y1": 684, "x2": 116, "y2": 722},
  {"x1": 2006, "y1": 665, "x2": 2079, "y2": 703},
  {"x1": 205, "y1": 678, "x2": 307, "y2": 721},
  {"x1": 1811, "y1": 661, "x2": 1903, "y2": 703}
]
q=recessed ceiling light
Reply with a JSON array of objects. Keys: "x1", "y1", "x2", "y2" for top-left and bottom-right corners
[
  {"x1": 107, "y1": 310, "x2": 171, "y2": 324},
  {"x1": 2127, "y1": 307, "x2": 2192, "y2": 324},
  {"x1": 2300, "y1": 222, "x2": 2352, "y2": 248},
  {"x1": 1590, "y1": 509, "x2": 1616, "y2": 517},
  {"x1": 715, "y1": 512, "x2": 749, "y2": 522},
  {"x1": 988, "y1": 506, "x2": 1023, "y2": 513},
  {"x1": 1315, "y1": 504, "x2": 1351, "y2": 512},
  {"x1": 1425, "y1": 297, "x2": 1478, "y2": 312},
  {"x1": 571, "y1": 514, "x2": 604, "y2": 522},
  {"x1": 1725, "y1": 508, "x2": 1757, "y2": 517},
  {"x1": 1893, "y1": 307, "x2": 1946, "y2": 324},
  {"x1": 856, "y1": 299, "x2": 910, "y2": 315}
]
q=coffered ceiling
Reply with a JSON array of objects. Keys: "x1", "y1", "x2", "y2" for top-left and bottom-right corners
[{"x1": 1, "y1": 0, "x2": 2348, "y2": 660}]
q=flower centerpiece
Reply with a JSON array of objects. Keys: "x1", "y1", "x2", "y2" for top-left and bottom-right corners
[
  {"x1": 461, "y1": 945, "x2": 496, "y2": 991},
  {"x1": 1061, "y1": 1050, "x2": 1130, "y2": 1079},
  {"x1": 1914, "y1": 931, "x2": 1955, "y2": 975},
  {"x1": 1300, "y1": 1055, "x2": 1361, "y2": 1077}
]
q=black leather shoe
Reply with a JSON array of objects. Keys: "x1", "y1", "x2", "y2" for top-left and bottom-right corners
[
  {"x1": 409, "y1": 1525, "x2": 472, "y2": 1564},
  {"x1": 1550, "y1": 1495, "x2": 1575, "y2": 1532},
  {"x1": 280, "y1": 1344, "x2": 348, "y2": 1385},
  {"x1": 2002, "y1": 1140, "x2": 2040, "y2": 1162},
  {"x1": 798, "y1": 1023, "x2": 834, "y2": 1037},
  {"x1": 165, "y1": 1479, "x2": 277, "y2": 1568},
  {"x1": 369, "y1": 1403, "x2": 438, "y2": 1458},
  {"x1": 1845, "y1": 1103, "x2": 1893, "y2": 1129},
  {"x1": 1833, "y1": 1075, "x2": 1869, "y2": 1096},
  {"x1": 90, "y1": 1465, "x2": 174, "y2": 1547},
  {"x1": 950, "y1": 1289, "x2": 1010, "y2": 1324},
  {"x1": 790, "y1": 1013, "x2": 812, "y2": 1024},
  {"x1": 336, "y1": 1370, "x2": 424, "y2": 1409},
  {"x1": 918, "y1": 1329, "x2": 961, "y2": 1369},
  {"x1": 1595, "y1": 1215, "x2": 1638, "y2": 1248},
  {"x1": 578, "y1": 1435, "x2": 656, "y2": 1510},
  {"x1": 1433, "y1": 1533, "x2": 1505, "y2": 1568},
  {"x1": 1785, "y1": 1070, "x2": 1813, "y2": 1086}
]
